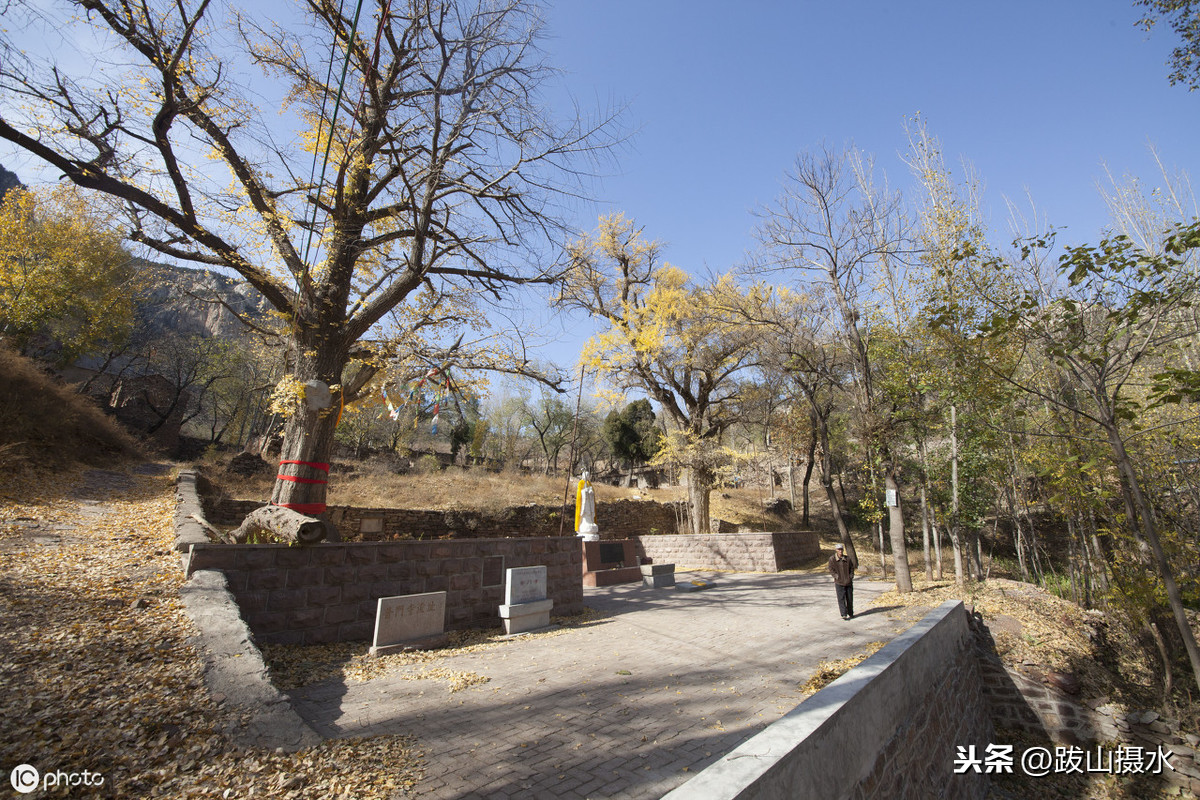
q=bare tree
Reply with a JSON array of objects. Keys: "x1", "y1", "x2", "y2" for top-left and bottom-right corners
[
  {"x1": 0, "y1": 0, "x2": 616, "y2": 518},
  {"x1": 757, "y1": 146, "x2": 915, "y2": 592}
]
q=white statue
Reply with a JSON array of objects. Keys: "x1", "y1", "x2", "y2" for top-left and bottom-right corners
[{"x1": 576, "y1": 471, "x2": 599, "y2": 541}]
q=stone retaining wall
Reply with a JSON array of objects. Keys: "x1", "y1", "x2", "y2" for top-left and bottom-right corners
[
  {"x1": 207, "y1": 497, "x2": 681, "y2": 541},
  {"x1": 634, "y1": 531, "x2": 822, "y2": 572},
  {"x1": 662, "y1": 601, "x2": 991, "y2": 800},
  {"x1": 185, "y1": 538, "x2": 584, "y2": 646},
  {"x1": 977, "y1": 643, "x2": 1200, "y2": 795}
]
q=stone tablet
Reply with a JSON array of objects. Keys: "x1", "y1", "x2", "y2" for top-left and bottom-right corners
[
  {"x1": 372, "y1": 591, "x2": 446, "y2": 652},
  {"x1": 505, "y1": 566, "x2": 547, "y2": 606}
]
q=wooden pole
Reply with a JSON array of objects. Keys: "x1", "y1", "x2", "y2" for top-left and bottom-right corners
[{"x1": 558, "y1": 363, "x2": 587, "y2": 537}]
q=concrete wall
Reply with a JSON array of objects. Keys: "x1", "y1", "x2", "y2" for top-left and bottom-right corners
[
  {"x1": 635, "y1": 532, "x2": 822, "y2": 572},
  {"x1": 662, "y1": 601, "x2": 992, "y2": 800},
  {"x1": 185, "y1": 538, "x2": 584, "y2": 646}
]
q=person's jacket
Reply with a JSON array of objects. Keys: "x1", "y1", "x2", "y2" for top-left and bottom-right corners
[{"x1": 828, "y1": 553, "x2": 856, "y2": 586}]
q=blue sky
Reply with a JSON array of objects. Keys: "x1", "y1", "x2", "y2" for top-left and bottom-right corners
[
  {"x1": 4, "y1": 1, "x2": 1198, "y2": 386},
  {"x1": 538, "y1": 0, "x2": 1200, "y2": 277}
]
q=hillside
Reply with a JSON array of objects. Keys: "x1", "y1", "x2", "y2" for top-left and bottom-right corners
[{"x1": 0, "y1": 347, "x2": 141, "y2": 478}]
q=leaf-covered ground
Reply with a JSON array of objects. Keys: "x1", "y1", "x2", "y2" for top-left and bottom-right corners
[{"x1": 0, "y1": 466, "x2": 422, "y2": 798}]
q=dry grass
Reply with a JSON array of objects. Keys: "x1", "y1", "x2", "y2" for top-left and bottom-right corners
[
  {"x1": 200, "y1": 455, "x2": 806, "y2": 529},
  {"x1": 0, "y1": 346, "x2": 142, "y2": 477}
]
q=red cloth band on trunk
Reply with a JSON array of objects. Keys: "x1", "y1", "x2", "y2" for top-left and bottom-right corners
[{"x1": 279, "y1": 460, "x2": 330, "y2": 472}]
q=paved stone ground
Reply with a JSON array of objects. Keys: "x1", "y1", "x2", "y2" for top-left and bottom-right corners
[{"x1": 289, "y1": 571, "x2": 929, "y2": 799}]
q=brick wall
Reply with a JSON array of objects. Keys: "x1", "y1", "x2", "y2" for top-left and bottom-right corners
[
  {"x1": 634, "y1": 531, "x2": 821, "y2": 572},
  {"x1": 207, "y1": 497, "x2": 682, "y2": 541},
  {"x1": 185, "y1": 538, "x2": 584, "y2": 646}
]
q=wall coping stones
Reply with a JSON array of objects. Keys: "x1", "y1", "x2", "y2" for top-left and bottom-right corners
[
  {"x1": 178, "y1": 569, "x2": 321, "y2": 751},
  {"x1": 661, "y1": 600, "x2": 983, "y2": 800},
  {"x1": 174, "y1": 471, "x2": 212, "y2": 554},
  {"x1": 174, "y1": 473, "x2": 321, "y2": 750}
]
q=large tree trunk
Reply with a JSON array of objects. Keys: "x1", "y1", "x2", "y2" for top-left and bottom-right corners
[
  {"x1": 689, "y1": 466, "x2": 713, "y2": 534},
  {"x1": 269, "y1": 341, "x2": 346, "y2": 515}
]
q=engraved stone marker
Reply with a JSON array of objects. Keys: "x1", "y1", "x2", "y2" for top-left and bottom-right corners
[
  {"x1": 370, "y1": 591, "x2": 446, "y2": 656},
  {"x1": 505, "y1": 565, "x2": 547, "y2": 605},
  {"x1": 499, "y1": 566, "x2": 552, "y2": 635}
]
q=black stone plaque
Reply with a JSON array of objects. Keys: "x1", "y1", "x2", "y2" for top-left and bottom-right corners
[
  {"x1": 598, "y1": 541, "x2": 624, "y2": 565},
  {"x1": 482, "y1": 555, "x2": 504, "y2": 587}
]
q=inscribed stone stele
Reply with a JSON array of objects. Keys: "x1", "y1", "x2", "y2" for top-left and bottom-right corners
[
  {"x1": 504, "y1": 566, "x2": 547, "y2": 606},
  {"x1": 372, "y1": 591, "x2": 446, "y2": 649}
]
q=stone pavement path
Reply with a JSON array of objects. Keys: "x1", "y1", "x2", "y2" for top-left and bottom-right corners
[{"x1": 289, "y1": 572, "x2": 929, "y2": 800}]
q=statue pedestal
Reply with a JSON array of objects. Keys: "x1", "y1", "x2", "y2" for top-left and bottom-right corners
[{"x1": 581, "y1": 539, "x2": 642, "y2": 587}]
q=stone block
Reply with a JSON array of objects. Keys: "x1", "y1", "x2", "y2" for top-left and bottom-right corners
[
  {"x1": 236, "y1": 590, "x2": 269, "y2": 612},
  {"x1": 309, "y1": 547, "x2": 346, "y2": 566},
  {"x1": 323, "y1": 603, "x2": 359, "y2": 625},
  {"x1": 304, "y1": 625, "x2": 340, "y2": 644},
  {"x1": 345, "y1": 547, "x2": 377, "y2": 565},
  {"x1": 286, "y1": 567, "x2": 323, "y2": 588},
  {"x1": 358, "y1": 564, "x2": 389, "y2": 583},
  {"x1": 244, "y1": 610, "x2": 287, "y2": 634},
  {"x1": 324, "y1": 565, "x2": 357, "y2": 585},
  {"x1": 339, "y1": 620, "x2": 373, "y2": 641},
  {"x1": 450, "y1": 573, "x2": 478, "y2": 591},
  {"x1": 248, "y1": 568, "x2": 283, "y2": 594},
  {"x1": 376, "y1": 545, "x2": 409, "y2": 564},
  {"x1": 222, "y1": 569, "x2": 249, "y2": 592},
  {"x1": 291, "y1": 607, "x2": 324, "y2": 628},
  {"x1": 341, "y1": 582, "x2": 372, "y2": 604},
  {"x1": 267, "y1": 588, "x2": 307, "y2": 609},
  {"x1": 307, "y1": 585, "x2": 342, "y2": 606},
  {"x1": 186, "y1": 547, "x2": 233, "y2": 572},
  {"x1": 243, "y1": 549, "x2": 277, "y2": 569},
  {"x1": 276, "y1": 548, "x2": 310, "y2": 568},
  {"x1": 498, "y1": 598, "x2": 554, "y2": 635},
  {"x1": 258, "y1": 630, "x2": 304, "y2": 646},
  {"x1": 370, "y1": 591, "x2": 446, "y2": 655},
  {"x1": 387, "y1": 563, "x2": 414, "y2": 580}
]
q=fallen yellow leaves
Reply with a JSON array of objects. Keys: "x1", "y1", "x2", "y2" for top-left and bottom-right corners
[
  {"x1": 798, "y1": 642, "x2": 886, "y2": 700},
  {"x1": 0, "y1": 465, "x2": 423, "y2": 798},
  {"x1": 261, "y1": 606, "x2": 609, "y2": 691}
]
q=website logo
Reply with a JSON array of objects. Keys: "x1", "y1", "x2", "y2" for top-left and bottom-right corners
[{"x1": 9, "y1": 764, "x2": 39, "y2": 793}]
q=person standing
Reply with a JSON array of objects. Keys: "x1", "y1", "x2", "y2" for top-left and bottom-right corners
[{"x1": 828, "y1": 543, "x2": 856, "y2": 620}]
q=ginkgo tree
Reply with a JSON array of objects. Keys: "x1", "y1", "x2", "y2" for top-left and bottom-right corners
[
  {"x1": 0, "y1": 0, "x2": 615, "y2": 523},
  {"x1": 557, "y1": 214, "x2": 758, "y2": 534},
  {"x1": 0, "y1": 184, "x2": 136, "y2": 364}
]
